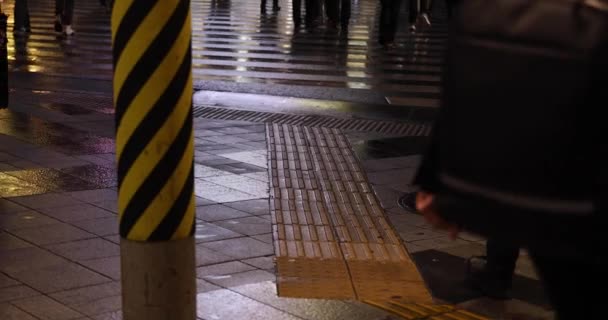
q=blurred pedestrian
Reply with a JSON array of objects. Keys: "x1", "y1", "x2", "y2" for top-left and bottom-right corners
[
  {"x1": 378, "y1": 0, "x2": 403, "y2": 47},
  {"x1": 325, "y1": 0, "x2": 351, "y2": 29},
  {"x1": 13, "y1": 0, "x2": 31, "y2": 34},
  {"x1": 413, "y1": 0, "x2": 608, "y2": 318},
  {"x1": 55, "y1": 0, "x2": 75, "y2": 35},
  {"x1": 261, "y1": 0, "x2": 280, "y2": 13},
  {"x1": 293, "y1": 0, "x2": 320, "y2": 28}
]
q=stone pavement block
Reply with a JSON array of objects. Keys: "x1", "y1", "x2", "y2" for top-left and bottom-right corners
[
  {"x1": 0, "y1": 273, "x2": 20, "y2": 288},
  {"x1": 7, "y1": 169, "x2": 99, "y2": 193},
  {"x1": 50, "y1": 282, "x2": 121, "y2": 309},
  {"x1": 208, "y1": 162, "x2": 266, "y2": 175},
  {"x1": 9, "y1": 193, "x2": 83, "y2": 210},
  {"x1": 194, "y1": 222, "x2": 243, "y2": 243},
  {"x1": 0, "y1": 285, "x2": 40, "y2": 303},
  {"x1": 11, "y1": 223, "x2": 95, "y2": 245},
  {"x1": 458, "y1": 298, "x2": 554, "y2": 320},
  {"x1": 437, "y1": 243, "x2": 486, "y2": 260},
  {"x1": 0, "y1": 231, "x2": 34, "y2": 251},
  {"x1": 242, "y1": 256, "x2": 275, "y2": 270},
  {"x1": 194, "y1": 164, "x2": 230, "y2": 178},
  {"x1": 403, "y1": 242, "x2": 426, "y2": 253},
  {"x1": 0, "y1": 163, "x2": 19, "y2": 171},
  {"x1": 399, "y1": 229, "x2": 446, "y2": 242},
  {"x1": 411, "y1": 237, "x2": 470, "y2": 251},
  {"x1": 251, "y1": 233, "x2": 273, "y2": 244},
  {"x1": 195, "y1": 197, "x2": 217, "y2": 207},
  {"x1": 0, "y1": 247, "x2": 66, "y2": 274},
  {"x1": 221, "y1": 151, "x2": 268, "y2": 168},
  {"x1": 197, "y1": 261, "x2": 256, "y2": 278},
  {"x1": 92, "y1": 311, "x2": 122, "y2": 320},
  {"x1": 0, "y1": 199, "x2": 30, "y2": 213},
  {"x1": 11, "y1": 295, "x2": 84, "y2": 320},
  {"x1": 90, "y1": 201, "x2": 118, "y2": 214},
  {"x1": 215, "y1": 217, "x2": 271, "y2": 236},
  {"x1": 196, "y1": 204, "x2": 251, "y2": 222},
  {"x1": 38, "y1": 204, "x2": 115, "y2": 222},
  {"x1": 195, "y1": 180, "x2": 262, "y2": 203},
  {"x1": 80, "y1": 257, "x2": 121, "y2": 280},
  {"x1": 203, "y1": 175, "x2": 269, "y2": 198},
  {"x1": 70, "y1": 217, "x2": 118, "y2": 236},
  {"x1": 197, "y1": 279, "x2": 221, "y2": 294},
  {"x1": 196, "y1": 289, "x2": 301, "y2": 320},
  {"x1": 242, "y1": 172, "x2": 269, "y2": 183},
  {"x1": 103, "y1": 235, "x2": 120, "y2": 245},
  {"x1": 65, "y1": 295, "x2": 121, "y2": 318},
  {"x1": 0, "y1": 210, "x2": 61, "y2": 230},
  {"x1": 11, "y1": 262, "x2": 111, "y2": 293},
  {"x1": 64, "y1": 189, "x2": 117, "y2": 204},
  {"x1": 224, "y1": 199, "x2": 270, "y2": 216},
  {"x1": 231, "y1": 282, "x2": 393, "y2": 320},
  {"x1": 46, "y1": 238, "x2": 119, "y2": 262},
  {"x1": 0, "y1": 303, "x2": 38, "y2": 320},
  {"x1": 196, "y1": 245, "x2": 236, "y2": 266},
  {"x1": 202, "y1": 237, "x2": 274, "y2": 260},
  {"x1": 204, "y1": 270, "x2": 276, "y2": 288},
  {"x1": 386, "y1": 211, "x2": 428, "y2": 227}
]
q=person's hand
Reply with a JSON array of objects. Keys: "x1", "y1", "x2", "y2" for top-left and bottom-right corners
[{"x1": 416, "y1": 191, "x2": 460, "y2": 239}]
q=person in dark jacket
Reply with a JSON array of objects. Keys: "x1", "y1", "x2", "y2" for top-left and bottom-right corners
[
  {"x1": 13, "y1": 0, "x2": 31, "y2": 34},
  {"x1": 293, "y1": 0, "x2": 320, "y2": 28},
  {"x1": 55, "y1": 0, "x2": 75, "y2": 35},
  {"x1": 261, "y1": 0, "x2": 280, "y2": 13},
  {"x1": 325, "y1": 0, "x2": 351, "y2": 29}
]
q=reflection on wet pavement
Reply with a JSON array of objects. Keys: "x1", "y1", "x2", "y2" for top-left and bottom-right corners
[{"x1": 3, "y1": 0, "x2": 446, "y2": 105}]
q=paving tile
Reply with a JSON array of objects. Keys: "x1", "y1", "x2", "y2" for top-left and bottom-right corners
[
  {"x1": 194, "y1": 164, "x2": 230, "y2": 179},
  {"x1": 438, "y1": 243, "x2": 486, "y2": 260},
  {"x1": 203, "y1": 175, "x2": 269, "y2": 198},
  {"x1": 70, "y1": 217, "x2": 118, "y2": 236},
  {"x1": 386, "y1": 212, "x2": 429, "y2": 228},
  {"x1": 0, "y1": 247, "x2": 67, "y2": 274},
  {"x1": 204, "y1": 270, "x2": 275, "y2": 288},
  {"x1": 90, "y1": 201, "x2": 118, "y2": 214},
  {"x1": 210, "y1": 162, "x2": 267, "y2": 175},
  {"x1": 9, "y1": 193, "x2": 83, "y2": 210},
  {"x1": 232, "y1": 281, "x2": 392, "y2": 320},
  {"x1": 197, "y1": 261, "x2": 256, "y2": 278},
  {"x1": 411, "y1": 237, "x2": 470, "y2": 250},
  {"x1": 221, "y1": 151, "x2": 268, "y2": 168},
  {"x1": 404, "y1": 242, "x2": 428, "y2": 254},
  {"x1": 67, "y1": 295, "x2": 121, "y2": 317},
  {"x1": 194, "y1": 180, "x2": 262, "y2": 203},
  {"x1": 195, "y1": 197, "x2": 216, "y2": 207},
  {"x1": 80, "y1": 257, "x2": 121, "y2": 280},
  {"x1": 0, "y1": 231, "x2": 34, "y2": 251},
  {"x1": 458, "y1": 298, "x2": 554, "y2": 320},
  {"x1": 215, "y1": 217, "x2": 271, "y2": 237},
  {"x1": 399, "y1": 229, "x2": 446, "y2": 242},
  {"x1": 251, "y1": 233, "x2": 273, "y2": 244},
  {"x1": 0, "y1": 285, "x2": 40, "y2": 303},
  {"x1": 224, "y1": 199, "x2": 270, "y2": 216},
  {"x1": 201, "y1": 237, "x2": 274, "y2": 260},
  {"x1": 38, "y1": 204, "x2": 115, "y2": 222},
  {"x1": 10, "y1": 261, "x2": 111, "y2": 293},
  {"x1": 103, "y1": 235, "x2": 120, "y2": 245},
  {"x1": 11, "y1": 223, "x2": 95, "y2": 245},
  {"x1": 0, "y1": 303, "x2": 38, "y2": 320},
  {"x1": 92, "y1": 311, "x2": 122, "y2": 320},
  {"x1": 195, "y1": 245, "x2": 236, "y2": 267},
  {"x1": 194, "y1": 222, "x2": 243, "y2": 243},
  {"x1": 64, "y1": 189, "x2": 117, "y2": 204},
  {"x1": 12, "y1": 295, "x2": 84, "y2": 320},
  {"x1": 0, "y1": 199, "x2": 30, "y2": 214},
  {"x1": 242, "y1": 256, "x2": 276, "y2": 270},
  {"x1": 196, "y1": 289, "x2": 300, "y2": 320},
  {"x1": 46, "y1": 238, "x2": 119, "y2": 262},
  {"x1": 196, "y1": 279, "x2": 221, "y2": 293},
  {"x1": 51, "y1": 282, "x2": 121, "y2": 308},
  {"x1": 0, "y1": 210, "x2": 61, "y2": 230},
  {"x1": 0, "y1": 273, "x2": 20, "y2": 288},
  {"x1": 241, "y1": 172, "x2": 269, "y2": 183},
  {"x1": 195, "y1": 204, "x2": 251, "y2": 222},
  {"x1": 6, "y1": 169, "x2": 99, "y2": 193}
]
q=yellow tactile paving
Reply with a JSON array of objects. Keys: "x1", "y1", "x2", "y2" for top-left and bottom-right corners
[{"x1": 364, "y1": 301, "x2": 490, "y2": 320}]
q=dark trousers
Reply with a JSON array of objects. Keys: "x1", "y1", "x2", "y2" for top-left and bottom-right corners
[
  {"x1": 379, "y1": 0, "x2": 402, "y2": 44},
  {"x1": 293, "y1": 0, "x2": 319, "y2": 26},
  {"x1": 325, "y1": 0, "x2": 351, "y2": 26},
  {"x1": 14, "y1": 0, "x2": 31, "y2": 30},
  {"x1": 486, "y1": 239, "x2": 519, "y2": 283},
  {"x1": 56, "y1": 0, "x2": 75, "y2": 25},
  {"x1": 261, "y1": 0, "x2": 279, "y2": 9}
]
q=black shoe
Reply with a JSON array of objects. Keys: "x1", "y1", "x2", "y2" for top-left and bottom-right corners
[
  {"x1": 398, "y1": 192, "x2": 417, "y2": 212},
  {"x1": 465, "y1": 256, "x2": 511, "y2": 300},
  {"x1": 272, "y1": 5, "x2": 281, "y2": 11}
]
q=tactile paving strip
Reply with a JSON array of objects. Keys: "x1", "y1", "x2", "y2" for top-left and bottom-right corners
[{"x1": 267, "y1": 123, "x2": 432, "y2": 303}]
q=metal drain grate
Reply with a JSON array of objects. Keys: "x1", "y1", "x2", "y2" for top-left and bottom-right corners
[{"x1": 193, "y1": 105, "x2": 432, "y2": 136}]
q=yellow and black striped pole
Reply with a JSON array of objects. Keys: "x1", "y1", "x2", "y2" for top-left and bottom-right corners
[{"x1": 112, "y1": 0, "x2": 196, "y2": 319}]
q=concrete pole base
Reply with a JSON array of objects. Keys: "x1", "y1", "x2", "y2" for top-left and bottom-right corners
[{"x1": 121, "y1": 237, "x2": 196, "y2": 320}]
